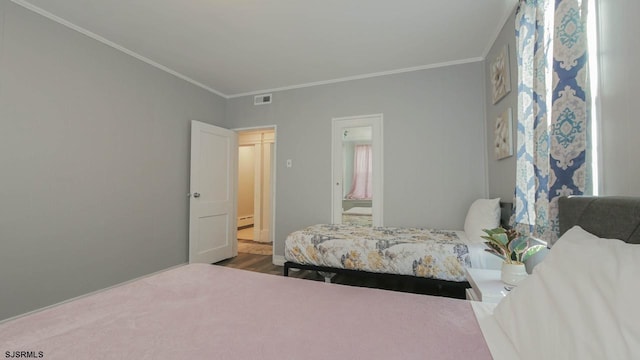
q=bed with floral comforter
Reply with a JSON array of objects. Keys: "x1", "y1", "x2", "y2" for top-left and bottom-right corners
[{"x1": 284, "y1": 224, "x2": 472, "y2": 282}]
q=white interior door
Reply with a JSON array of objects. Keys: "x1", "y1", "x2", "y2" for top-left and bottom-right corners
[{"x1": 189, "y1": 120, "x2": 238, "y2": 264}]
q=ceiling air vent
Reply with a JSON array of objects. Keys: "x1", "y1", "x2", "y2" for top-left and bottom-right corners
[{"x1": 254, "y1": 93, "x2": 272, "y2": 105}]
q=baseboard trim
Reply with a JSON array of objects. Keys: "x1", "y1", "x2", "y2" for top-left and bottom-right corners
[
  {"x1": 0, "y1": 262, "x2": 187, "y2": 324},
  {"x1": 273, "y1": 255, "x2": 286, "y2": 266},
  {"x1": 259, "y1": 229, "x2": 270, "y2": 242}
]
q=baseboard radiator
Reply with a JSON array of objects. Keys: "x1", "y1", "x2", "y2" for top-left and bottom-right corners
[{"x1": 237, "y1": 215, "x2": 254, "y2": 228}]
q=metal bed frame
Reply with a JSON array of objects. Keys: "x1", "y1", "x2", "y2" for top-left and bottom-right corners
[{"x1": 283, "y1": 261, "x2": 470, "y2": 298}]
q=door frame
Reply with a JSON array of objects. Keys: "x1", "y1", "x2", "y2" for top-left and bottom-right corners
[
  {"x1": 237, "y1": 143, "x2": 259, "y2": 241},
  {"x1": 233, "y1": 125, "x2": 277, "y2": 264},
  {"x1": 331, "y1": 114, "x2": 383, "y2": 226}
]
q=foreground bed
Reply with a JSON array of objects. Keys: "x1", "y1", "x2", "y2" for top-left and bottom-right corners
[
  {"x1": 1, "y1": 196, "x2": 638, "y2": 359},
  {"x1": 0, "y1": 264, "x2": 493, "y2": 359}
]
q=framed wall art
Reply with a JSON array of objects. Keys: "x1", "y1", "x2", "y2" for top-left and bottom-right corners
[
  {"x1": 495, "y1": 107, "x2": 513, "y2": 160},
  {"x1": 491, "y1": 45, "x2": 511, "y2": 104}
]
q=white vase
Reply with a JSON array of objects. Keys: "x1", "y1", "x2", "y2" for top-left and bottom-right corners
[{"x1": 501, "y1": 262, "x2": 527, "y2": 286}]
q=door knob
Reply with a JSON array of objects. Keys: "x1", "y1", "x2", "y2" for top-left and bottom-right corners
[{"x1": 193, "y1": 192, "x2": 201, "y2": 198}]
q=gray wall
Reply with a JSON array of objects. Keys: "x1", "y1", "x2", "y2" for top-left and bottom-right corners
[
  {"x1": 0, "y1": 2, "x2": 225, "y2": 320},
  {"x1": 226, "y1": 63, "x2": 488, "y2": 257},
  {"x1": 597, "y1": 0, "x2": 640, "y2": 196},
  {"x1": 10, "y1": 0, "x2": 638, "y2": 322},
  {"x1": 485, "y1": 8, "x2": 518, "y2": 201}
]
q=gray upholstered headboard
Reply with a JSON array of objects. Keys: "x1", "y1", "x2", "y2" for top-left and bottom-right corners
[
  {"x1": 499, "y1": 201, "x2": 513, "y2": 229},
  {"x1": 558, "y1": 196, "x2": 640, "y2": 244}
]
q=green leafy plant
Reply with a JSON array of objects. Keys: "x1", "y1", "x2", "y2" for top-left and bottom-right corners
[{"x1": 481, "y1": 227, "x2": 546, "y2": 265}]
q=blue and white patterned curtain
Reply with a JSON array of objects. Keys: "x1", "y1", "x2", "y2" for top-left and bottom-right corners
[{"x1": 514, "y1": 0, "x2": 590, "y2": 243}]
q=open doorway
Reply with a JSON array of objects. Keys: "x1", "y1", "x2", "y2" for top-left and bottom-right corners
[{"x1": 236, "y1": 127, "x2": 275, "y2": 257}]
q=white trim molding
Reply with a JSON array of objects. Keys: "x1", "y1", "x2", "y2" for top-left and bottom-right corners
[
  {"x1": 12, "y1": 0, "x2": 499, "y2": 101},
  {"x1": 10, "y1": 0, "x2": 227, "y2": 98},
  {"x1": 228, "y1": 58, "x2": 483, "y2": 98},
  {"x1": 481, "y1": 1, "x2": 520, "y2": 59},
  {"x1": 273, "y1": 255, "x2": 286, "y2": 267},
  {"x1": 0, "y1": 263, "x2": 187, "y2": 325}
]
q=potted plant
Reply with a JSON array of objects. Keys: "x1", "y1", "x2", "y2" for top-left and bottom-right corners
[{"x1": 481, "y1": 227, "x2": 546, "y2": 286}]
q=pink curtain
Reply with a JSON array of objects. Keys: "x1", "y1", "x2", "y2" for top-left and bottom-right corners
[{"x1": 346, "y1": 144, "x2": 372, "y2": 200}]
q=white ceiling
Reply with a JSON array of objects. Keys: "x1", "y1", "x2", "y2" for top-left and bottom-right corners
[{"x1": 14, "y1": 0, "x2": 517, "y2": 98}]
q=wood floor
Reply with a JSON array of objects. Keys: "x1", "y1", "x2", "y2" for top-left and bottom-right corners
[
  {"x1": 215, "y1": 253, "x2": 282, "y2": 275},
  {"x1": 214, "y1": 253, "x2": 466, "y2": 298}
]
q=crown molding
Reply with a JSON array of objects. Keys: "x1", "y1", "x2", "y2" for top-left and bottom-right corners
[
  {"x1": 13, "y1": 0, "x2": 494, "y2": 100},
  {"x1": 482, "y1": 1, "x2": 520, "y2": 59},
  {"x1": 227, "y1": 57, "x2": 484, "y2": 98},
  {"x1": 11, "y1": 0, "x2": 229, "y2": 99}
]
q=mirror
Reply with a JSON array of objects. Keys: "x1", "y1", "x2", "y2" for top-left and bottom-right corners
[{"x1": 341, "y1": 126, "x2": 373, "y2": 226}]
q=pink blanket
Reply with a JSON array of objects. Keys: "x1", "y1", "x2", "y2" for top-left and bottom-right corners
[{"x1": 0, "y1": 264, "x2": 491, "y2": 359}]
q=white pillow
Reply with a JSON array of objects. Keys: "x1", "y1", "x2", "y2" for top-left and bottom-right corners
[
  {"x1": 464, "y1": 198, "x2": 501, "y2": 244},
  {"x1": 492, "y1": 226, "x2": 640, "y2": 360}
]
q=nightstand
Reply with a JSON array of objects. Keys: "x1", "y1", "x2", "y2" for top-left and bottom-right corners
[{"x1": 464, "y1": 268, "x2": 509, "y2": 303}]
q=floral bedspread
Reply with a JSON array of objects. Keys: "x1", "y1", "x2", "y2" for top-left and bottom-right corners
[{"x1": 284, "y1": 224, "x2": 471, "y2": 282}]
